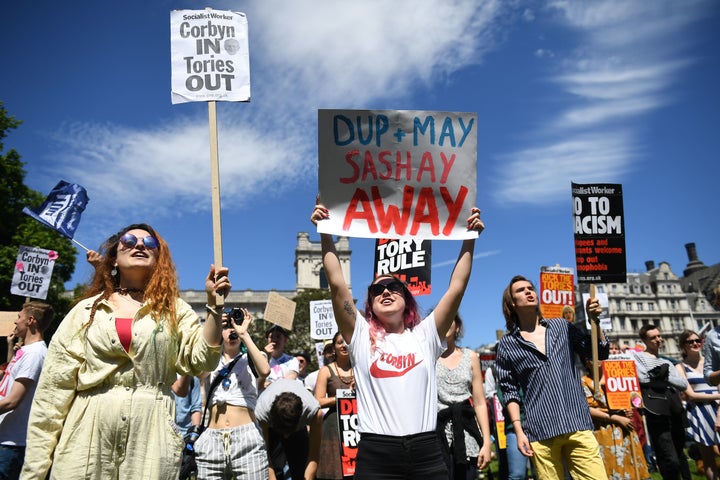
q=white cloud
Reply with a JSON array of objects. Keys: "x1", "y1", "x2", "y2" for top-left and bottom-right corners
[
  {"x1": 494, "y1": 0, "x2": 712, "y2": 204},
  {"x1": 47, "y1": 0, "x2": 506, "y2": 226},
  {"x1": 494, "y1": 132, "x2": 638, "y2": 204}
]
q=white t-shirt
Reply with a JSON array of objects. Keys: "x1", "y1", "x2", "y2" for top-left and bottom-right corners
[
  {"x1": 208, "y1": 354, "x2": 259, "y2": 410},
  {"x1": 267, "y1": 353, "x2": 300, "y2": 385},
  {"x1": 0, "y1": 341, "x2": 48, "y2": 446},
  {"x1": 349, "y1": 311, "x2": 444, "y2": 436}
]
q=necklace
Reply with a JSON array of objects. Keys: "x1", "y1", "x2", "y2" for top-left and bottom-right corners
[
  {"x1": 334, "y1": 363, "x2": 354, "y2": 385},
  {"x1": 115, "y1": 287, "x2": 145, "y2": 295}
]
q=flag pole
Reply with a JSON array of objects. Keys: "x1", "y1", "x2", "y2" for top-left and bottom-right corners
[
  {"x1": 208, "y1": 100, "x2": 225, "y2": 308},
  {"x1": 71, "y1": 238, "x2": 90, "y2": 252}
]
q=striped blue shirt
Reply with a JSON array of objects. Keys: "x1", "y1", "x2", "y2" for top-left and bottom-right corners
[{"x1": 496, "y1": 318, "x2": 609, "y2": 442}]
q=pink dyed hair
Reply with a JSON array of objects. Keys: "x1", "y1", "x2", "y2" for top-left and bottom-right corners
[{"x1": 363, "y1": 274, "x2": 421, "y2": 352}]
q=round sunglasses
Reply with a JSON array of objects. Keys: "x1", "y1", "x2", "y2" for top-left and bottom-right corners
[{"x1": 119, "y1": 233, "x2": 159, "y2": 250}]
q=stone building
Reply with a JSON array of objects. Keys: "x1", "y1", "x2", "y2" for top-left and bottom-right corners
[
  {"x1": 180, "y1": 233, "x2": 351, "y2": 321},
  {"x1": 576, "y1": 242, "x2": 720, "y2": 360}
]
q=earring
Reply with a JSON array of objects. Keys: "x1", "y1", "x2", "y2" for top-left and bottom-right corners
[{"x1": 111, "y1": 267, "x2": 118, "y2": 276}]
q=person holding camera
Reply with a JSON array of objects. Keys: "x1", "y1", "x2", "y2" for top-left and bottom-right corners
[{"x1": 194, "y1": 307, "x2": 270, "y2": 480}]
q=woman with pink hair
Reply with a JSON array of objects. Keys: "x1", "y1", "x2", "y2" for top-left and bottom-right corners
[{"x1": 310, "y1": 201, "x2": 484, "y2": 479}]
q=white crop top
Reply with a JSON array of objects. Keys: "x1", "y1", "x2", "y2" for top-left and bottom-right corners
[{"x1": 208, "y1": 354, "x2": 259, "y2": 410}]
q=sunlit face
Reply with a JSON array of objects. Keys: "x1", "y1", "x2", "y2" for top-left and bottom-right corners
[
  {"x1": 14, "y1": 308, "x2": 31, "y2": 338},
  {"x1": 643, "y1": 328, "x2": 663, "y2": 354},
  {"x1": 562, "y1": 309, "x2": 575, "y2": 322},
  {"x1": 115, "y1": 229, "x2": 158, "y2": 272},
  {"x1": 511, "y1": 280, "x2": 538, "y2": 309},
  {"x1": 682, "y1": 335, "x2": 702, "y2": 355},
  {"x1": 609, "y1": 343, "x2": 621, "y2": 355},
  {"x1": 333, "y1": 334, "x2": 349, "y2": 358},
  {"x1": 370, "y1": 277, "x2": 406, "y2": 321}
]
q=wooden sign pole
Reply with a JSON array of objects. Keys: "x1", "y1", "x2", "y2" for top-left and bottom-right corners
[
  {"x1": 208, "y1": 100, "x2": 224, "y2": 307},
  {"x1": 590, "y1": 283, "x2": 600, "y2": 393}
]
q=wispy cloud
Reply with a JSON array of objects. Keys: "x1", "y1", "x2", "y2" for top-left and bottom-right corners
[
  {"x1": 494, "y1": 0, "x2": 713, "y2": 205},
  {"x1": 432, "y1": 249, "x2": 501, "y2": 268},
  {"x1": 45, "y1": 0, "x2": 505, "y2": 230}
]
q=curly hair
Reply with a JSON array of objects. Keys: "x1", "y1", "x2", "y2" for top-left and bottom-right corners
[
  {"x1": 363, "y1": 274, "x2": 421, "y2": 352},
  {"x1": 83, "y1": 223, "x2": 180, "y2": 332}
]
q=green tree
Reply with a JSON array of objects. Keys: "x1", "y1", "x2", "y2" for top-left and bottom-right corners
[
  {"x1": 287, "y1": 288, "x2": 333, "y2": 371},
  {"x1": 0, "y1": 102, "x2": 78, "y2": 341}
]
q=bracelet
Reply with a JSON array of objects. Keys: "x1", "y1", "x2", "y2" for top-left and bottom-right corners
[
  {"x1": 511, "y1": 419, "x2": 521, "y2": 424},
  {"x1": 205, "y1": 304, "x2": 220, "y2": 316}
]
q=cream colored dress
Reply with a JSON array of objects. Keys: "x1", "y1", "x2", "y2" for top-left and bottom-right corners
[{"x1": 21, "y1": 294, "x2": 220, "y2": 480}]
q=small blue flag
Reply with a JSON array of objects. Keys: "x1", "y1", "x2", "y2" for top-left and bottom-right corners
[{"x1": 23, "y1": 180, "x2": 89, "y2": 239}]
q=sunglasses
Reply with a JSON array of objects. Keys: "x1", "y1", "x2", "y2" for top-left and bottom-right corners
[
  {"x1": 119, "y1": 233, "x2": 159, "y2": 250},
  {"x1": 368, "y1": 279, "x2": 405, "y2": 298},
  {"x1": 685, "y1": 339, "x2": 702, "y2": 346}
]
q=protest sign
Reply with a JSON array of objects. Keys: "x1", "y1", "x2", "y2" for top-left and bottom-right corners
[
  {"x1": 170, "y1": 9, "x2": 250, "y2": 104},
  {"x1": 581, "y1": 292, "x2": 611, "y2": 330},
  {"x1": 602, "y1": 360, "x2": 642, "y2": 410},
  {"x1": 0, "y1": 312, "x2": 17, "y2": 337},
  {"x1": 263, "y1": 292, "x2": 296, "y2": 332},
  {"x1": 337, "y1": 389, "x2": 358, "y2": 478},
  {"x1": 10, "y1": 246, "x2": 57, "y2": 300},
  {"x1": 374, "y1": 238, "x2": 431, "y2": 296},
  {"x1": 539, "y1": 265, "x2": 575, "y2": 319},
  {"x1": 492, "y1": 395, "x2": 507, "y2": 450},
  {"x1": 572, "y1": 183, "x2": 627, "y2": 284},
  {"x1": 479, "y1": 352, "x2": 495, "y2": 381},
  {"x1": 309, "y1": 299, "x2": 337, "y2": 340},
  {"x1": 318, "y1": 109, "x2": 478, "y2": 240}
]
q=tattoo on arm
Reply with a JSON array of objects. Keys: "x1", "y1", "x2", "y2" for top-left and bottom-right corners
[{"x1": 343, "y1": 301, "x2": 355, "y2": 319}]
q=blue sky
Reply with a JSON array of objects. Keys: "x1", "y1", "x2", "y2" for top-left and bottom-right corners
[{"x1": 2, "y1": 0, "x2": 718, "y2": 348}]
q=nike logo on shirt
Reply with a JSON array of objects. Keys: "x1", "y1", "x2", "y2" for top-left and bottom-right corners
[{"x1": 369, "y1": 353, "x2": 423, "y2": 378}]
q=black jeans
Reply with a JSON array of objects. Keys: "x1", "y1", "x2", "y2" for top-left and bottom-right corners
[
  {"x1": 645, "y1": 412, "x2": 691, "y2": 480},
  {"x1": 354, "y1": 432, "x2": 448, "y2": 480}
]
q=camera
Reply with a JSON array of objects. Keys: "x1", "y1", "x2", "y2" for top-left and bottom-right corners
[{"x1": 223, "y1": 307, "x2": 244, "y2": 326}]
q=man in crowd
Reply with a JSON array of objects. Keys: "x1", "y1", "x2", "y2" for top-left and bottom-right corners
[
  {"x1": 631, "y1": 324, "x2": 690, "y2": 480},
  {"x1": 495, "y1": 275, "x2": 608, "y2": 480},
  {"x1": 0, "y1": 302, "x2": 53, "y2": 480},
  {"x1": 256, "y1": 378, "x2": 321, "y2": 480}
]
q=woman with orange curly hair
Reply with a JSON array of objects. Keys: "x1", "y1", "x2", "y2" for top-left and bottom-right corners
[{"x1": 22, "y1": 223, "x2": 231, "y2": 480}]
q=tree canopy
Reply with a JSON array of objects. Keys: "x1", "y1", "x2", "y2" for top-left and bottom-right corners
[{"x1": 0, "y1": 102, "x2": 77, "y2": 341}]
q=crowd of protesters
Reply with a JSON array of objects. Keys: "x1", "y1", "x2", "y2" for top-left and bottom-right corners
[{"x1": 2, "y1": 218, "x2": 720, "y2": 480}]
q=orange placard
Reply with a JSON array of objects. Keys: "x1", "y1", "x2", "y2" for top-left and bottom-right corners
[
  {"x1": 539, "y1": 267, "x2": 575, "y2": 319},
  {"x1": 603, "y1": 360, "x2": 642, "y2": 410}
]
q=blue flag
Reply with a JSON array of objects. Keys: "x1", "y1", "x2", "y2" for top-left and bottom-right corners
[{"x1": 23, "y1": 180, "x2": 89, "y2": 239}]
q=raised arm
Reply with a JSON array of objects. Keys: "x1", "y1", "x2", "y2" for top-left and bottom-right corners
[
  {"x1": 433, "y1": 207, "x2": 484, "y2": 338},
  {"x1": 311, "y1": 203, "x2": 356, "y2": 343},
  {"x1": 236, "y1": 309, "x2": 271, "y2": 381}
]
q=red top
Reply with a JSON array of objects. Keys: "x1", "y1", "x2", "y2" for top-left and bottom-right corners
[{"x1": 115, "y1": 317, "x2": 132, "y2": 353}]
